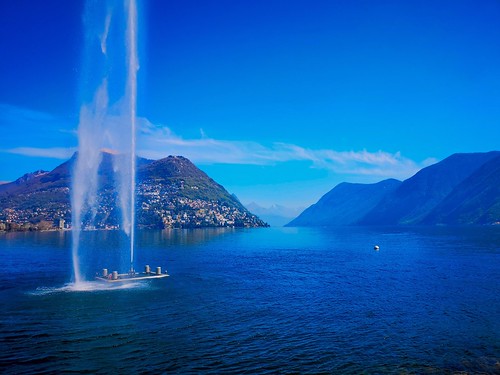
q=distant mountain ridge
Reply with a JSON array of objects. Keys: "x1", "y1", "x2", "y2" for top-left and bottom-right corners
[
  {"x1": 287, "y1": 151, "x2": 500, "y2": 227},
  {"x1": 0, "y1": 152, "x2": 267, "y2": 230},
  {"x1": 420, "y1": 154, "x2": 500, "y2": 225},
  {"x1": 287, "y1": 179, "x2": 401, "y2": 227},
  {"x1": 245, "y1": 202, "x2": 305, "y2": 227}
]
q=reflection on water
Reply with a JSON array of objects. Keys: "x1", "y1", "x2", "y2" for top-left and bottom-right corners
[{"x1": 137, "y1": 227, "x2": 236, "y2": 247}]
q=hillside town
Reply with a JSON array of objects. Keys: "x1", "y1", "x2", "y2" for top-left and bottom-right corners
[
  {"x1": 136, "y1": 178, "x2": 265, "y2": 228},
  {"x1": 0, "y1": 180, "x2": 266, "y2": 232}
]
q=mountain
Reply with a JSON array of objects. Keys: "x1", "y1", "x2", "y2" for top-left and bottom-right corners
[
  {"x1": 359, "y1": 151, "x2": 500, "y2": 225},
  {"x1": 135, "y1": 155, "x2": 267, "y2": 228},
  {"x1": 139, "y1": 156, "x2": 240, "y2": 206},
  {"x1": 421, "y1": 154, "x2": 500, "y2": 225},
  {"x1": 0, "y1": 152, "x2": 267, "y2": 230},
  {"x1": 245, "y1": 202, "x2": 305, "y2": 227},
  {"x1": 287, "y1": 151, "x2": 500, "y2": 227},
  {"x1": 286, "y1": 179, "x2": 401, "y2": 227}
]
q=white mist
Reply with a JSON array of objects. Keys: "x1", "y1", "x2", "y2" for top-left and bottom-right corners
[{"x1": 71, "y1": 0, "x2": 139, "y2": 284}]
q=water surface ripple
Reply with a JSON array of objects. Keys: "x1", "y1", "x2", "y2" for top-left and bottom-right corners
[{"x1": 0, "y1": 227, "x2": 499, "y2": 374}]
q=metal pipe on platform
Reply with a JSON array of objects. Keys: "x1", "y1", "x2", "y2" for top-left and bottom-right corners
[
  {"x1": 112, "y1": 271, "x2": 118, "y2": 280},
  {"x1": 156, "y1": 267, "x2": 161, "y2": 275},
  {"x1": 145, "y1": 265, "x2": 150, "y2": 274},
  {"x1": 102, "y1": 268, "x2": 108, "y2": 277}
]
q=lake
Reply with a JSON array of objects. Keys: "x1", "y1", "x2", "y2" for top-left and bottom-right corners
[{"x1": 1, "y1": 226, "x2": 499, "y2": 374}]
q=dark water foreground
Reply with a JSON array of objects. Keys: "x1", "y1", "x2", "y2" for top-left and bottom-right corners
[{"x1": 1, "y1": 226, "x2": 499, "y2": 374}]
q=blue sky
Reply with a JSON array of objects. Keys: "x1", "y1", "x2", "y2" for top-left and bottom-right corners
[{"x1": 1, "y1": 0, "x2": 499, "y2": 208}]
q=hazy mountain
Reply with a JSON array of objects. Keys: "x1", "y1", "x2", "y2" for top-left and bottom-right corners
[
  {"x1": 286, "y1": 179, "x2": 401, "y2": 227},
  {"x1": 0, "y1": 152, "x2": 267, "y2": 229},
  {"x1": 421, "y1": 154, "x2": 500, "y2": 225},
  {"x1": 359, "y1": 151, "x2": 500, "y2": 225},
  {"x1": 287, "y1": 151, "x2": 500, "y2": 227},
  {"x1": 245, "y1": 202, "x2": 305, "y2": 227}
]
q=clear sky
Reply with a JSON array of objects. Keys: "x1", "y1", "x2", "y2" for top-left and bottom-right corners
[{"x1": 1, "y1": 0, "x2": 499, "y2": 208}]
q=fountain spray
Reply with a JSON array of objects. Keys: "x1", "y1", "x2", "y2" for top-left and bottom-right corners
[
  {"x1": 71, "y1": 0, "x2": 139, "y2": 282},
  {"x1": 126, "y1": 0, "x2": 138, "y2": 273}
]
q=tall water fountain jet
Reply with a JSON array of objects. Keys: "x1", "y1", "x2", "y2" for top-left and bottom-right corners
[
  {"x1": 71, "y1": 0, "x2": 139, "y2": 284},
  {"x1": 126, "y1": 0, "x2": 138, "y2": 273}
]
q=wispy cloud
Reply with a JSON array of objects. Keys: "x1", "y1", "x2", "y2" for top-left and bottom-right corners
[
  {"x1": 0, "y1": 103, "x2": 76, "y2": 148},
  {"x1": 0, "y1": 104, "x2": 435, "y2": 181},
  {"x1": 0, "y1": 103, "x2": 57, "y2": 123},
  {"x1": 137, "y1": 119, "x2": 435, "y2": 180},
  {"x1": 6, "y1": 147, "x2": 75, "y2": 159}
]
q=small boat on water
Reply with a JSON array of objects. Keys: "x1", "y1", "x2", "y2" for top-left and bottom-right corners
[{"x1": 95, "y1": 265, "x2": 169, "y2": 283}]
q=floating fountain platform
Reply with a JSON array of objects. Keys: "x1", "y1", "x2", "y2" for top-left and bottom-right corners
[{"x1": 96, "y1": 265, "x2": 169, "y2": 283}]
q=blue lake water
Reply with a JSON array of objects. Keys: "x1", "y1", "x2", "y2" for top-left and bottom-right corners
[{"x1": 1, "y1": 226, "x2": 499, "y2": 374}]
